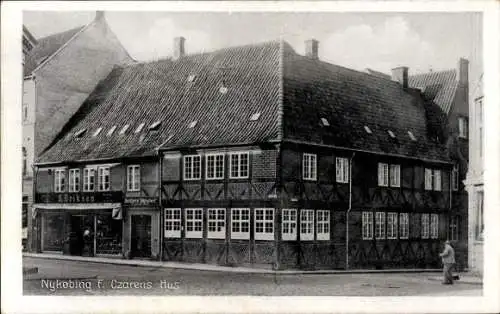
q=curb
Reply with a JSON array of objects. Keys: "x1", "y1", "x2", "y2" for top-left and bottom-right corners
[
  {"x1": 24, "y1": 253, "x2": 445, "y2": 275},
  {"x1": 427, "y1": 276, "x2": 483, "y2": 286}
]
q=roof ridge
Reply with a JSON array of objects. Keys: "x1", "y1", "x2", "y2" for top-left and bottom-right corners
[
  {"x1": 409, "y1": 68, "x2": 456, "y2": 77},
  {"x1": 35, "y1": 25, "x2": 85, "y2": 43}
]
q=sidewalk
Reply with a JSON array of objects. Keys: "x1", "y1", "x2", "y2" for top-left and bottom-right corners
[
  {"x1": 427, "y1": 274, "x2": 483, "y2": 286},
  {"x1": 420, "y1": 288, "x2": 483, "y2": 296},
  {"x1": 24, "y1": 252, "x2": 444, "y2": 275}
]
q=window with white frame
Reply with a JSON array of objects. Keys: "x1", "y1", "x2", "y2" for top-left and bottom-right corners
[
  {"x1": 165, "y1": 208, "x2": 181, "y2": 238},
  {"x1": 475, "y1": 191, "x2": 484, "y2": 241},
  {"x1": 458, "y1": 116, "x2": 468, "y2": 139},
  {"x1": 399, "y1": 213, "x2": 409, "y2": 239},
  {"x1": 433, "y1": 170, "x2": 441, "y2": 191},
  {"x1": 127, "y1": 165, "x2": 140, "y2": 191},
  {"x1": 317, "y1": 210, "x2": 330, "y2": 240},
  {"x1": 83, "y1": 168, "x2": 95, "y2": 191},
  {"x1": 97, "y1": 167, "x2": 110, "y2": 191},
  {"x1": 206, "y1": 153, "x2": 224, "y2": 180},
  {"x1": 387, "y1": 212, "x2": 398, "y2": 239},
  {"x1": 300, "y1": 209, "x2": 314, "y2": 241},
  {"x1": 255, "y1": 208, "x2": 274, "y2": 240},
  {"x1": 336, "y1": 157, "x2": 349, "y2": 183},
  {"x1": 282, "y1": 209, "x2": 297, "y2": 241},
  {"x1": 362, "y1": 212, "x2": 373, "y2": 240},
  {"x1": 68, "y1": 169, "x2": 80, "y2": 192},
  {"x1": 375, "y1": 212, "x2": 386, "y2": 239},
  {"x1": 430, "y1": 214, "x2": 439, "y2": 239},
  {"x1": 54, "y1": 169, "x2": 66, "y2": 193},
  {"x1": 207, "y1": 208, "x2": 225, "y2": 239},
  {"x1": 421, "y1": 214, "x2": 430, "y2": 239},
  {"x1": 303, "y1": 153, "x2": 317, "y2": 181},
  {"x1": 449, "y1": 216, "x2": 458, "y2": 241},
  {"x1": 185, "y1": 208, "x2": 203, "y2": 238},
  {"x1": 424, "y1": 168, "x2": 433, "y2": 190},
  {"x1": 183, "y1": 155, "x2": 201, "y2": 180},
  {"x1": 452, "y1": 165, "x2": 459, "y2": 191},
  {"x1": 378, "y1": 163, "x2": 389, "y2": 186},
  {"x1": 231, "y1": 208, "x2": 250, "y2": 239},
  {"x1": 230, "y1": 152, "x2": 249, "y2": 179},
  {"x1": 390, "y1": 164, "x2": 401, "y2": 187}
]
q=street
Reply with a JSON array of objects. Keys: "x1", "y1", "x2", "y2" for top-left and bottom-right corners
[{"x1": 23, "y1": 257, "x2": 481, "y2": 296}]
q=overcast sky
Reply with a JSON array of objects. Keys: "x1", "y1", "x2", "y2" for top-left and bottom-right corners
[{"x1": 23, "y1": 11, "x2": 482, "y2": 84}]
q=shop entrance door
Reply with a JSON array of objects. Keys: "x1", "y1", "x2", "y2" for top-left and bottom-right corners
[{"x1": 131, "y1": 215, "x2": 152, "y2": 258}]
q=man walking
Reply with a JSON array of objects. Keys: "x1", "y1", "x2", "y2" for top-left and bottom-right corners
[{"x1": 439, "y1": 240, "x2": 456, "y2": 285}]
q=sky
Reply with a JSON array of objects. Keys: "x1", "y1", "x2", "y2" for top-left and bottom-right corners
[{"x1": 23, "y1": 11, "x2": 482, "y2": 84}]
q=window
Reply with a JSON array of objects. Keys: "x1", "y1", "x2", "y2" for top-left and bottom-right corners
[
  {"x1": 387, "y1": 212, "x2": 398, "y2": 239},
  {"x1": 119, "y1": 124, "x2": 129, "y2": 135},
  {"x1": 399, "y1": 213, "x2": 409, "y2": 239},
  {"x1": 388, "y1": 130, "x2": 396, "y2": 138},
  {"x1": 183, "y1": 155, "x2": 201, "y2": 180},
  {"x1": 54, "y1": 169, "x2": 66, "y2": 193},
  {"x1": 320, "y1": 118, "x2": 330, "y2": 126},
  {"x1": 303, "y1": 153, "x2": 317, "y2": 181},
  {"x1": 424, "y1": 168, "x2": 433, "y2": 190},
  {"x1": 475, "y1": 191, "x2": 484, "y2": 241},
  {"x1": 165, "y1": 208, "x2": 181, "y2": 238},
  {"x1": 135, "y1": 123, "x2": 145, "y2": 133},
  {"x1": 107, "y1": 125, "x2": 117, "y2": 136},
  {"x1": 375, "y1": 212, "x2": 386, "y2": 239},
  {"x1": 22, "y1": 147, "x2": 27, "y2": 176},
  {"x1": 69, "y1": 169, "x2": 80, "y2": 192},
  {"x1": 300, "y1": 209, "x2": 314, "y2": 241},
  {"x1": 188, "y1": 121, "x2": 197, "y2": 128},
  {"x1": 230, "y1": 152, "x2": 249, "y2": 179},
  {"x1": 127, "y1": 165, "x2": 140, "y2": 191},
  {"x1": 378, "y1": 163, "x2": 389, "y2": 186},
  {"x1": 458, "y1": 117, "x2": 468, "y2": 138},
  {"x1": 282, "y1": 209, "x2": 297, "y2": 241},
  {"x1": 449, "y1": 216, "x2": 458, "y2": 241},
  {"x1": 149, "y1": 121, "x2": 161, "y2": 130},
  {"x1": 317, "y1": 210, "x2": 330, "y2": 241},
  {"x1": 364, "y1": 126, "x2": 372, "y2": 134},
  {"x1": 478, "y1": 100, "x2": 484, "y2": 157},
  {"x1": 83, "y1": 168, "x2": 96, "y2": 191},
  {"x1": 23, "y1": 103, "x2": 28, "y2": 121},
  {"x1": 430, "y1": 214, "x2": 439, "y2": 239},
  {"x1": 433, "y1": 170, "x2": 441, "y2": 191},
  {"x1": 208, "y1": 208, "x2": 225, "y2": 239},
  {"x1": 390, "y1": 164, "x2": 401, "y2": 187},
  {"x1": 255, "y1": 208, "x2": 274, "y2": 240},
  {"x1": 336, "y1": 157, "x2": 349, "y2": 183},
  {"x1": 231, "y1": 208, "x2": 250, "y2": 240},
  {"x1": 97, "y1": 167, "x2": 110, "y2": 191},
  {"x1": 22, "y1": 196, "x2": 28, "y2": 229},
  {"x1": 185, "y1": 208, "x2": 203, "y2": 238},
  {"x1": 408, "y1": 131, "x2": 417, "y2": 141},
  {"x1": 362, "y1": 212, "x2": 373, "y2": 240},
  {"x1": 206, "y1": 153, "x2": 224, "y2": 180},
  {"x1": 452, "y1": 165, "x2": 459, "y2": 191},
  {"x1": 250, "y1": 113, "x2": 261, "y2": 121},
  {"x1": 421, "y1": 214, "x2": 430, "y2": 239},
  {"x1": 93, "y1": 127, "x2": 102, "y2": 137}
]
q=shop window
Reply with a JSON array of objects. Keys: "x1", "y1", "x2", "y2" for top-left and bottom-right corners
[
  {"x1": 164, "y1": 208, "x2": 181, "y2": 238},
  {"x1": 83, "y1": 168, "x2": 96, "y2": 192},
  {"x1": 375, "y1": 212, "x2": 386, "y2": 239},
  {"x1": 475, "y1": 191, "x2": 484, "y2": 241},
  {"x1": 68, "y1": 169, "x2": 80, "y2": 192},
  {"x1": 452, "y1": 165, "x2": 459, "y2": 191},
  {"x1": 362, "y1": 212, "x2": 373, "y2": 240},
  {"x1": 254, "y1": 208, "x2": 274, "y2": 240},
  {"x1": 424, "y1": 168, "x2": 433, "y2": 190},
  {"x1": 387, "y1": 212, "x2": 398, "y2": 239},
  {"x1": 282, "y1": 209, "x2": 297, "y2": 241},
  {"x1": 42, "y1": 213, "x2": 64, "y2": 251},
  {"x1": 449, "y1": 216, "x2": 459, "y2": 241},
  {"x1": 207, "y1": 208, "x2": 225, "y2": 239},
  {"x1": 95, "y1": 214, "x2": 122, "y2": 255},
  {"x1": 399, "y1": 213, "x2": 409, "y2": 239},
  {"x1": 206, "y1": 153, "x2": 224, "y2": 180},
  {"x1": 98, "y1": 167, "x2": 110, "y2": 191},
  {"x1": 183, "y1": 155, "x2": 201, "y2": 180},
  {"x1": 390, "y1": 164, "x2": 401, "y2": 187},
  {"x1": 300, "y1": 209, "x2": 314, "y2": 241},
  {"x1": 378, "y1": 163, "x2": 389, "y2": 186},
  {"x1": 421, "y1": 214, "x2": 430, "y2": 239},
  {"x1": 336, "y1": 157, "x2": 349, "y2": 183},
  {"x1": 430, "y1": 214, "x2": 439, "y2": 239},
  {"x1": 229, "y1": 152, "x2": 249, "y2": 179},
  {"x1": 303, "y1": 153, "x2": 317, "y2": 181},
  {"x1": 433, "y1": 170, "x2": 441, "y2": 191},
  {"x1": 231, "y1": 208, "x2": 250, "y2": 240},
  {"x1": 185, "y1": 208, "x2": 203, "y2": 238},
  {"x1": 54, "y1": 169, "x2": 66, "y2": 193},
  {"x1": 316, "y1": 210, "x2": 330, "y2": 241},
  {"x1": 127, "y1": 165, "x2": 141, "y2": 191}
]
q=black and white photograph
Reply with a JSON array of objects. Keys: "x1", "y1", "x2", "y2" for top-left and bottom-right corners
[{"x1": 2, "y1": 1, "x2": 500, "y2": 313}]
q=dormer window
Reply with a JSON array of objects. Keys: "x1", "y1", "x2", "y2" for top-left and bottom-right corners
[
  {"x1": 408, "y1": 131, "x2": 417, "y2": 141},
  {"x1": 149, "y1": 121, "x2": 161, "y2": 130},
  {"x1": 107, "y1": 125, "x2": 117, "y2": 136},
  {"x1": 364, "y1": 126, "x2": 372, "y2": 134},
  {"x1": 74, "y1": 129, "x2": 86, "y2": 138},
  {"x1": 93, "y1": 127, "x2": 102, "y2": 137},
  {"x1": 250, "y1": 113, "x2": 261, "y2": 121},
  {"x1": 135, "y1": 123, "x2": 145, "y2": 133},
  {"x1": 120, "y1": 124, "x2": 130, "y2": 135},
  {"x1": 387, "y1": 130, "x2": 396, "y2": 138},
  {"x1": 189, "y1": 121, "x2": 197, "y2": 128},
  {"x1": 320, "y1": 118, "x2": 330, "y2": 126}
]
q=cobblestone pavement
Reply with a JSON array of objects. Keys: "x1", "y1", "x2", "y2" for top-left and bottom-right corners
[{"x1": 23, "y1": 257, "x2": 481, "y2": 296}]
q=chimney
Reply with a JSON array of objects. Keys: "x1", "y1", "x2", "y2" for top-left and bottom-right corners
[
  {"x1": 95, "y1": 11, "x2": 105, "y2": 21},
  {"x1": 457, "y1": 57, "x2": 469, "y2": 85},
  {"x1": 174, "y1": 37, "x2": 186, "y2": 59},
  {"x1": 391, "y1": 66, "x2": 409, "y2": 89},
  {"x1": 305, "y1": 39, "x2": 319, "y2": 60}
]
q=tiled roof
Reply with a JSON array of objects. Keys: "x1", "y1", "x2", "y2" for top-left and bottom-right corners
[
  {"x1": 24, "y1": 26, "x2": 85, "y2": 76},
  {"x1": 38, "y1": 40, "x2": 451, "y2": 164},
  {"x1": 408, "y1": 70, "x2": 458, "y2": 114}
]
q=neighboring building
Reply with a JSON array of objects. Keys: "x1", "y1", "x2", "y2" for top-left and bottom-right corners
[
  {"x1": 34, "y1": 38, "x2": 461, "y2": 270},
  {"x1": 23, "y1": 12, "x2": 133, "y2": 251},
  {"x1": 465, "y1": 73, "x2": 483, "y2": 274}
]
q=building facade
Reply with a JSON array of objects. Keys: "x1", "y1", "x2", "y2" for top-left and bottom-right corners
[{"x1": 33, "y1": 38, "x2": 465, "y2": 270}]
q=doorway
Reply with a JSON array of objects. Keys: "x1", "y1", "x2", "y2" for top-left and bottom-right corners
[{"x1": 131, "y1": 215, "x2": 152, "y2": 258}]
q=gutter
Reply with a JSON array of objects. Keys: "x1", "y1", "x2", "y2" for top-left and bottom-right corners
[{"x1": 345, "y1": 152, "x2": 355, "y2": 270}]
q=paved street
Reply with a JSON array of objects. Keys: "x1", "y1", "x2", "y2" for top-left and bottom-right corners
[{"x1": 23, "y1": 257, "x2": 481, "y2": 296}]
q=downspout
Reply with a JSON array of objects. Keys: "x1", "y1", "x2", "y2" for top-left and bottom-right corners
[
  {"x1": 157, "y1": 149, "x2": 164, "y2": 261},
  {"x1": 345, "y1": 152, "x2": 356, "y2": 269},
  {"x1": 31, "y1": 164, "x2": 38, "y2": 252}
]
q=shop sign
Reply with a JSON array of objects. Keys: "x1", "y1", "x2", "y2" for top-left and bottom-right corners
[
  {"x1": 36, "y1": 192, "x2": 123, "y2": 204},
  {"x1": 124, "y1": 197, "x2": 158, "y2": 207}
]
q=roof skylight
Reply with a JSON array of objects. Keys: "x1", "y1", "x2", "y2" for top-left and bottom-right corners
[
  {"x1": 107, "y1": 125, "x2": 117, "y2": 136},
  {"x1": 321, "y1": 118, "x2": 330, "y2": 126},
  {"x1": 408, "y1": 131, "x2": 417, "y2": 141},
  {"x1": 250, "y1": 113, "x2": 261, "y2": 121},
  {"x1": 149, "y1": 121, "x2": 161, "y2": 130},
  {"x1": 364, "y1": 126, "x2": 372, "y2": 134},
  {"x1": 93, "y1": 127, "x2": 102, "y2": 137},
  {"x1": 119, "y1": 124, "x2": 129, "y2": 135},
  {"x1": 219, "y1": 86, "x2": 228, "y2": 94},
  {"x1": 74, "y1": 129, "x2": 86, "y2": 138},
  {"x1": 388, "y1": 130, "x2": 396, "y2": 138},
  {"x1": 187, "y1": 74, "x2": 196, "y2": 82},
  {"x1": 135, "y1": 123, "x2": 145, "y2": 133},
  {"x1": 188, "y1": 121, "x2": 197, "y2": 128}
]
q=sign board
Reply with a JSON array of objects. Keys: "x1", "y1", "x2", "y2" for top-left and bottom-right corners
[
  {"x1": 124, "y1": 197, "x2": 158, "y2": 207},
  {"x1": 35, "y1": 191, "x2": 123, "y2": 204}
]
